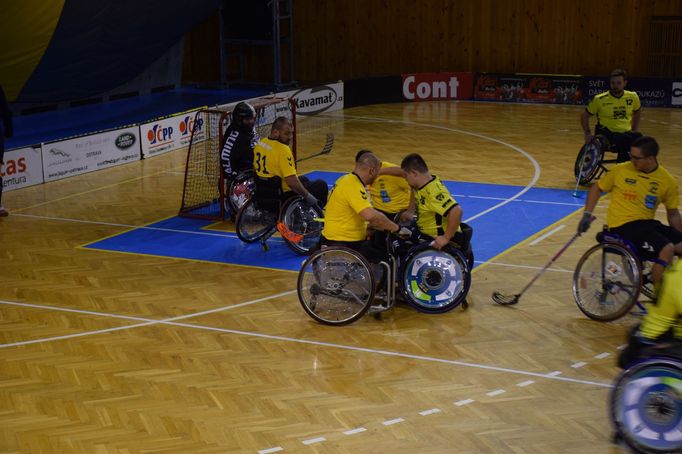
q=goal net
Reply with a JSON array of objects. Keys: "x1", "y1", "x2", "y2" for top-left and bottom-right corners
[{"x1": 178, "y1": 97, "x2": 296, "y2": 220}]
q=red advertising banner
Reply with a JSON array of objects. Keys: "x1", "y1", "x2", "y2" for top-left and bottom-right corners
[
  {"x1": 474, "y1": 73, "x2": 583, "y2": 104},
  {"x1": 402, "y1": 72, "x2": 473, "y2": 101}
]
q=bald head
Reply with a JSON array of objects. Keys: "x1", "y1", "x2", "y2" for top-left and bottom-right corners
[{"x1": 354, "y1": 150, "x2": 381, "y2": 184}]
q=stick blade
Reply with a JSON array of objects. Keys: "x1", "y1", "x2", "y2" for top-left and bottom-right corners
[
  {"x1": 321, "y1": 133, "x2": 334, "y2": 155},
  {"x1": 491, "y1": 291, "x2": 520, "y2": 306}
]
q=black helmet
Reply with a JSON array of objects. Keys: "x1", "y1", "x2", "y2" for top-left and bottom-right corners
[{"x1": 232, "y1": 102, "x2": 256, "y2": 124}]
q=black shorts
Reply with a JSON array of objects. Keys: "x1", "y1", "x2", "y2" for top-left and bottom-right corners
[
  {"x1": 610, "y1": 220, "x2": 682, "y2": 261},
  {"x1": 595, "y1": 125, "x2": 642, "y2": 163},
  {"x1": 319, "y1": 235, "x2": 388, "y2": 264}
]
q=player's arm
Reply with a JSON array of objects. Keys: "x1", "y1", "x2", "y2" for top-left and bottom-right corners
[
  {"x1": 399, "y1": 189, "x2": 417, "y2": 223},
  {"x1": 631, "y1": 109, "x2": 641, "y2": 132},
  {"x1": 359, "y1": 207, "x2": 399, "y2": 234},
  {"x1": 667, "y1": 208, "x2": 682, "y2": 232},
  {"x1": 580, "y1": 109, "x2": 593, "y2": 143},
  {"x1": 378, "y1": 166, "x2": 406, "y2": 177},
  {"x1": 284, "y1": 174, "x2": 318, "y2": 203},
  {"x1": 432, "y1": 205, "x2": 462, "y2": 250}
]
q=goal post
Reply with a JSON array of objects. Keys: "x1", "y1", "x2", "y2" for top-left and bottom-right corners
[{"x1": 178, "y1": 97, "x2": 296, "y2": 220}]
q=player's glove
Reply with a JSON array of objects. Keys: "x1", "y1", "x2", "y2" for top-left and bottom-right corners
[
  {"x1": 304, "y1": 193, "x2": 322, "y2": 211},
  {"x1": 396, "y1": 226, "x2": 412, "y2": 240},
  {"x1": 577, "y1": 211, "x2": 593, "y2": 234}
]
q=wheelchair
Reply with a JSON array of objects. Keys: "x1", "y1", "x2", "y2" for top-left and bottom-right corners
[
  {"x1": 572, "y1": 227, "x2": 660, "y2": 322},
  {"x1": 573, "y1": 134, "x2": 618, "y2": 186},
  {"x1": 235, "y1": 176, "x2": 323, "y2": 255},
  {"x1": 297, "y1": 223, "x2": 474, "y2": 326},
  {"x1": 610, "y1": 344, "x2": 682, "y2": 453}
]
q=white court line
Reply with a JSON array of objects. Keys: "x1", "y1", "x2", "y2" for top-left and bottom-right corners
[
  {"x1": 343, "y1": 427, "x2": 367, "y2": 435},
  {"x1": 302, "y1": 437, "x2": 325, "y2": 445},
  {"x1": 571, "y1": 362, "x2": 587, "y2": 369},
  {"x1": 595, "y1": 352, "x2": 611, "y2": 359},
  {"x1": 517, "y1": 380, "x2": 535, "y2": 387},
  {"x1": 455, "y1": 399, "x2": 475, "y2": 406},
  {"x1": 547, "y1": 371, "x2": 563, "y2": 377},
  {"x1": 382, "y1": 418, "x2": 405, "y2": 426},
  {"x1": 486, "y1": 389, "x2": 506, "y2": 397},
  {"x1": 0, "y1": 298, "x2": 612, "y2": 388},
  {"x1": 419, "y1": 408, "x2": 441, "y2": 416},
  {"x1": 258, "y1": 447, "x2": 283, "y2": 454},
  {"x1": 529, "y1": 225, "x2": 566, "y2": 246}
]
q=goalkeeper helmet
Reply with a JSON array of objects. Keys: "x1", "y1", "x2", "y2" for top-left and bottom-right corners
[{"x1": 232, "y1": 102, "x2": 256, "y2": 124}]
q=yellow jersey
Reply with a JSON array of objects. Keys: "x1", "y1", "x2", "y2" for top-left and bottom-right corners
[
  {"x1": 415, "y1": 176, "x2": 458, "y2": 237},
  {"x1": 586, "y1": 90, "x2": 641, "y2": 133},
  {"x1": 322, "y1": 173, "x2": 372, "y2": 242},
  {"x1": 369, "y1": 161, "x2": 411, "y2": 214},
  {"x1": 598, "y1": 162, "x2": 679, "y2": 228},
  {"x1": 253, "y1": 137, "x2": 297, "y2": 192},
  {"x1": 640, "y1": 258, "x2": 682, "y2": 340}
]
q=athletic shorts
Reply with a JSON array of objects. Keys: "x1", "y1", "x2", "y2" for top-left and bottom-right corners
[{"x1": 609, "y1": 220, "x2": 682, "y2": 261}]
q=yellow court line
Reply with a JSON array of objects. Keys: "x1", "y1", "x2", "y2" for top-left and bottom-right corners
[
  {"x1": 14, "y1": 161, "x2": 186, "y2": 213},
  {"x1": 78, "y1": 246, "x2": 299, "y2": 274},
  {"x1": 473, "y1": 193, "x2": 607, "y2": 274}
]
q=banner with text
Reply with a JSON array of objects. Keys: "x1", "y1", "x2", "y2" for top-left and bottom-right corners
[
  {"x1": 475, "y1": 73, "x2": 583, "y2": 104},
  {"x1": 42, "y1": 127, "x2": 141, "y2": 182},
  {"x1": 1, "y1": 146, "x2": 44, "y2": 191},
  {"x1": 401, "y1": 72, "x2": 473, "y2": 101},
  {"x1": 581, "y1": 76, "x2": 671, "y2": 108},
  {"x1": 140, "y1": 108, "x2": 206, "y2": 158}
]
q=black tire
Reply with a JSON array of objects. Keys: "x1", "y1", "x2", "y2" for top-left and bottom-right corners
[
  {"x1": 400, "y1": 243, "x2": 470, "y2": 314},
  {"x1": 609, "y1": 359, "x2": 682, "y2": 453},
  {"x1": 235, "y1": 197, "x2": 277, "y2": 243},
  {"x1": 279, "y1": 197, "x2": 323, "y2": 255},
  {"x1": 572, "y1": 243, "x2": 641, "y2": 321},
  {"x1": 574, "y1": 138, "x2": 604, "y2": 186},
  {"x1": 297, "y1": 247, "x2": 374, "y2": 325}
]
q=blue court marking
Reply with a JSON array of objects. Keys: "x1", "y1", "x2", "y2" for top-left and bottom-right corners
[{"x1": 84, "y1": 171, "x2": 585, "y2": 271}]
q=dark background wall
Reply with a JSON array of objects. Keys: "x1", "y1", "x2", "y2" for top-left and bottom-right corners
[{"x1": 185, "y1": 0, "x2": 682, "y2": 85}]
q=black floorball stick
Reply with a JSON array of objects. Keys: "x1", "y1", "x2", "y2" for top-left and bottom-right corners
[
  {"x1": 492, "y1": 229, "x2": 585, "y2": 306},
  {"x1": 295, "y1": 133, "x2": 334, "y2": 163}
]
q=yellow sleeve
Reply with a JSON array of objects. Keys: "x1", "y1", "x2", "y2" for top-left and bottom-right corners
[
  {"x1": 640, "y1": 266, "x2": 682, "y2": 339},
  {"x1": 346, "y1": 181, "x2": 372, "y2": 214},
  {"x1": 279, "y1": 146, "x2": 297, "y2": 179},
  {"x1": 586, "y1": 96, "x2": 600, "y2": 115},
  {"x1": 426, "y1": 183, "x2": 456, "y2": 216},
  {"x1": 632, "y1": 93, "x2": 641, "y2": 111},
  {"x1": 662, "y1": 179, "x2": 680, "y2": 210},
  {"x1": 597, "y1": 166, "x2": 615, "y2": 192}
]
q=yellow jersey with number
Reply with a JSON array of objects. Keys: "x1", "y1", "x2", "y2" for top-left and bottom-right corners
[
  {"x1": 322, "y1": 173, "x2": 373, "y2": 241},
  {"x1": 640, "y1": 258, "x2": 682, "y2": 340},
  {"x1": 586, "y1": 90, "x2": 640, "y2": 133},
  {"x1": 598, "y1": 162, "x2": 679, "y2": 228},
  {"x1": 253, "y1": 137, "x2": 296, "y2": 192},
  {"x1": 415, "y1": 176, "x2": 458, "y2": 237},
  {"x1": 369, "y1": 161, "x2": 411, "y2": 214}
]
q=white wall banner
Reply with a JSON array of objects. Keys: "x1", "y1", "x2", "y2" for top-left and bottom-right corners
[
  {"x1": 42, "y1": 127, "x2": 141, "y2": 182},
  {"x1": 1, "y1": 146, "x2": 44, "y2": 191},
  {"x1": 216, "y1": 82, "x2": 345, "y2": 116},
  {"x1": 140, "y1": 108, "x2": 205, "y2": 158}
]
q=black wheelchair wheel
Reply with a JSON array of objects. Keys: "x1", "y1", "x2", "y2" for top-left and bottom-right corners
[
  {"x1": 400, "y1": 243, "x2": 470, "y2": 314},
  {"x1": 227, "y1": 170, "x2": 254, "y2": 213},
  {"x1": 610, "y1": 359, "x2": 682, "y2": 453},
  {"x1": 572, "y1": 243, "x2": 641, "y2": 321},
  {"x1": 279, "y1": 197, "x2": 323, "y2": 255},
  {"x1": 574, "y1": 138, "x2": 604, "y2": 186},
  {"x1": 235, "y1": 197, "x2": 278, "y2": 243},
  {"x1": 297, "y1": 247, "x2": 375, "y2": 325}
]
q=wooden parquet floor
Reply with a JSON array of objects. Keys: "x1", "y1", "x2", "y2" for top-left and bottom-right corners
[{"x1": 1, "y1": 102, "x2": 682, "y2": 453}]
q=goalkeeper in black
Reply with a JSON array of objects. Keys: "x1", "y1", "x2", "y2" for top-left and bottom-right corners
[{"x1": 220, "y1": 101, "x2": 258, "y2": 179}]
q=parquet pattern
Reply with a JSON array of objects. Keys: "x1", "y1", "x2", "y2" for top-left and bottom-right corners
[{"x1": 1, "y1": 102, "x2": 681, "y2": 453}]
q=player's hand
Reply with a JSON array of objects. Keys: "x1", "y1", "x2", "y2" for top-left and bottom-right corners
[
  {"x1": 430, "y1": 235, "x2": 450, "y2": 250},
  {"x1": 399, "y1": 210, "x2": 415, "y2": 224},
  {"x1": 577, "y1": 211, "x2": 593, "y2": 234},
  {"x1": 304, "y1": 193, "x2": 323, "y2": 211}
]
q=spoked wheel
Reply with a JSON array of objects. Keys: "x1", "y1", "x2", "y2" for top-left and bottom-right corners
[
  {"x1": 279, "y1": 197, "x2": 323, "y2": 255},
  {"x1": 610, "y1": 359, "x2": 682, "y2": 453},
  {"x1": 574, "y1": 138, "x2": 605, "y2": 186},
  {"x1": 235, "y1": 197, "x2": 278, "y2": 243},
  {"x1": 228, "y1": 171, "x2": 254, "y2": 214},
  {"x1": 572, "y1": 243, "x2": 641, "y2": 321},
  {"x1": 297, "y1": 247, "x2": 375, "y2": 325},
  {"x1": 640, "y1": 260, "x2": 657, "y2": 301},
  {"x1": 400, "y1": 244, "x2": 470, "y2": 314}
]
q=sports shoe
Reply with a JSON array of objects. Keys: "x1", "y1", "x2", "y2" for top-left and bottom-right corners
[{"x1": 0, "y1": 207, "x2": 8, "y2": 217}]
